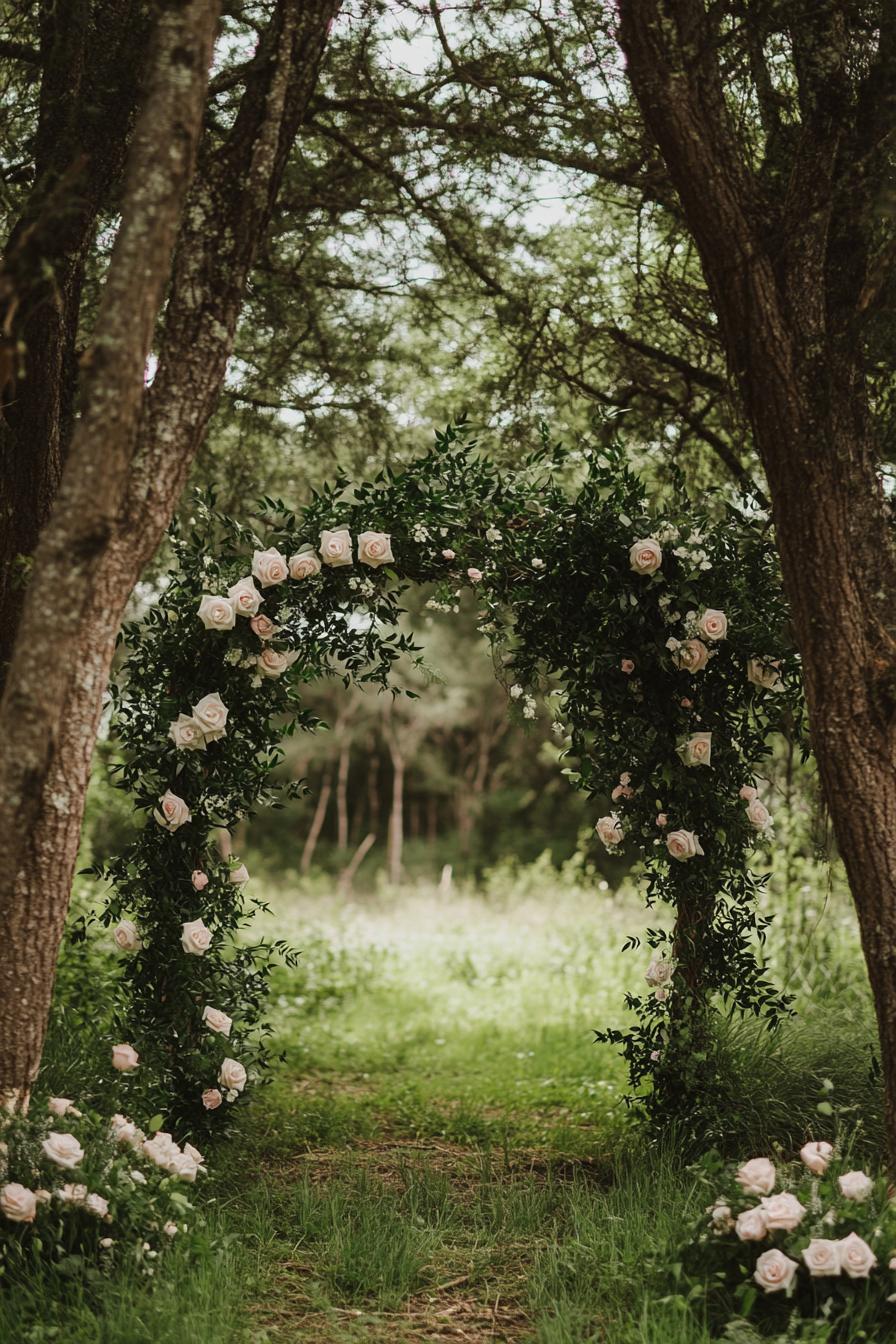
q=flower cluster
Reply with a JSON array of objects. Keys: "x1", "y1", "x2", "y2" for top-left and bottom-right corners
[{"x1": 677, "y1": 1138, "x2": 896, "y2": 1337}]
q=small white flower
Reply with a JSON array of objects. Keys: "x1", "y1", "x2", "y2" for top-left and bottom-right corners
[
  {"x1": 509, "y1": 685, "x2": 523, "y2": 699},
  {"x1": 531, "y1": 557, "x2": 544, "y2": 569},
  {"x1": 485, "y1": 527, "x2": 502, "y2": 543}
]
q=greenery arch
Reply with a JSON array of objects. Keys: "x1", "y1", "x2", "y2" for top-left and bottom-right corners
[{"x1": 91, "y1": 423, "x2": 804, "y2": 1141}]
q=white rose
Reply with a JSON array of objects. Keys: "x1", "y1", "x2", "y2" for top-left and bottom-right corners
[
  {"x1": 153, "y1": 789, "x2": 191, "y2": 831},
  {"x1": 838, "y1": 1170, "x2": 874, "y2": 1201},
  {"x1": 753, "y1": 1248, "x2": 799, "y2": 1293},
  {"x1": 289, "y1": 546, "x2": 322, "y2": 580},
  {"x1": 0, "y1": 1183, "x2": 37, "y2": 1223},
  {"x1": 171, "y1": 1152, "x2": 200, "y2": 1182},
  {"x1": 629, "y1": 538, "x2": 662, "y2": 574},
  {"x1": 838, "y1": 1231, "x2": 877, "y2": 1278},
  {"x1": 202, "y1": 1006, "x2": 232, "y2": 1037},
  {"x1": 760, "y1": 1192, "x2": 806, "y2": 1231},
  {"x1": 257, "y1": 647, "x2": 299, "y2": 679},
  {"x1": 227, "y1": 577, "x2": 263, "y2": 617},
  {"x1": 645, "y1": 958, "x2": 674, "y2": 988},
  {"x1": 163, "y1": 1221, "x2": 178, "y2": 1238},
  {"x1": 181, "y1": 919, "x2": 212, "y2": 956},
  {"x1": 197, "y1": 595, "x2": 236, "y2": 631},
  {"x1": 111, "y1": 1043, "x2": 139, "y2": 1072},
  {"x1": 357, "y1": 531, "x2": 394, "y2": 568},
  {"x1": 666, "y1": 829, "x2": 704, "y2": 862},
  {"x1": 85, "y1": 1193, "x2": 109, "y2": 1218},
  {"x1": 192, "y1": 692, "x2": 228, "y2": 742},
  {"x1": 47, "y1": 1097, "x2": 77, "y2": 1117},
  {"x1": 698, "y1": 608, "x2": 728, "y2": 641},
  {"x1": 746, "y1": 798, "x2": 772, "y2": 830},
  {"x1": 55, "y1": 1182, "x2": 88, "y2": 1204},
  {"x1": 251, "y1": 547, "x2": 288, "y2": 588},
  {"x1": 708, "y1": 1202, "x2": 734, "y2": 1233},
  {"x1": 228, "y1": 863, "x2": 249, "y2": 885},
  {"x1": 800, "y1": 1140, "x2": 833, "y2": 1175},
  {"x1": 112, "y1": 920, "x2": 141, "y2": 953},
  {"x1": 41, "y1": 1133, "x2": 85, "y2": 1169},
  {"x1": 748, "y1": 657, "x2": 783, "y2": 691},
  {"x1": 735, "y1": 1207, "x2": 768, "y2": 1241},
  {"x1": 802, "y1": 1238, "x2": 842, "y2": 1277},
  {"x1": 673, "y1": 639, "x2": 709, "y2": 673},
  {"x1": 218, "y1": 1058, "x2": 247, "y2": 1093},
  {"x1": 595, "y1": 815, "x2": 623, "y2": 848},
  {"x1": 202, "y1": 1088, "x2": 223, "y2": 1110},
  {"x1": 183, "y1": 1142, "x2": 204, "y2": 1167},
  {"x1": 736, "y1": 1157, "x2": 776, "y2": 1195},
  {"x1": 168, "y1": 713, "x2": 206, "y2": 752},
  {"x1": 110, "y1": 1115, "x2": 143, "y2": 1148},
  {"x1": 678, "y1": 732, "x2": 712, "y2": 767},
  {"x1": 319, "y1": 528, "x2": 353, "y2": 567}
]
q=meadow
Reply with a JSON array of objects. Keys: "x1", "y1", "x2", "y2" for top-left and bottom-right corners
[{"x1": 1, "y1": 854, "x2": 882, "y2": 1344}]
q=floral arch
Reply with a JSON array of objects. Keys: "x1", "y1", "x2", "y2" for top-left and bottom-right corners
[{"x1": 93, "y1": 423, "x2": 803, "y2": 1142}]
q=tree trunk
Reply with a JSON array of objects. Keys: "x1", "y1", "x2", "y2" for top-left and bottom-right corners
[
  {"x1": 338, "y1": 832, "x2": 376, "y2": 897},
  {"x1": 0, "y1": 0, "x2": 340, "y2": 1108},
  {"x1": 0, "y1": 0, "x2": 220, "y2": 1109},
  {"x1": 618, "y1": 0, "x2": 896, "y2": 1161},
  {"x1": 301, "y1": 772, "x2": 332, "y2": 875}
]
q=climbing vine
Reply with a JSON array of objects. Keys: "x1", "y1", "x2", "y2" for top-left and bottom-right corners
[{"x1": 93, "y1": 422, "x2": 803, "y2": 1138}]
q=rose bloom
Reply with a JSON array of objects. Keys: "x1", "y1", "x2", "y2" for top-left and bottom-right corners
[
  {"x1": 55, "y1": 1183, "x2": 88, "y2": 1204},
  {"x1": 289, "y1": 547, "x2": 322, "y2": 580},
  {"x1": 192, "y1": 692, "x2": 228, "y2": 742},
  {"x1": 595, "y1": 815, "x2": 623, "y2": 848},
  {"x1": 250, "y1": 614, "x2": 277, "y2": 641},
  {"x1": 629, "y1": 538, "x2": 662, "y2": 574},
  {"x1": 666, "y1": 829, "x2": 704, "y2": 862},
  {"x1": 698, "y1": 608, "x2": 728, "y2": 641},
  {"x1": 800, "y1": 1140, "x2": 833, "y2": 1175},
  {"x1": 202, "y1": 1088, "x2": 223, "y2": 1111},
  {"x1": 192, "y1": 870, "x2": 209, "y2": 891},
  {"x1": 319, "y1": 528, "x2": 353, "y2": 567},
  {"x1": 358, "y1": 531, "x2": 394, "y2": 568},
  {"x1": 47, "y1": 1097, "x2": 76, "y2": 1118},
  {"x1": 673, "y1": 639, "x2": 709, "y2": 673},
  {"x1": 168, "y1": 713, "x2": 206, "y2": 751},
  {"x1": 164, "y1": 1221, "x2": 178, "y2": 1238},
  {"x1": 227, "y1": 576, "x2": 263, "y2": 617},
  {"x1": 112, "y1": 919, "x2": 141, "y2": 952},
  {"x1": 41, "y1": 1133, "x2": 85, "y2": 1169},
  {"x1": 181, "y1": 918, "x2": 212, "y2": 956},
  {"x1": 111, "y1": 1043, "x2": 139, "y2": 1072},
  {"x1": 736, "y1": 1157, "x2": 776, "y2": 1195},
  {"x1": 197, "y1": 594, "x2": 236, "y2": 631},
  {"x1": 739, "y1": 785, "x2": 758, "y2": 801},
  {"x1": 85, "y1": 1192, "x2": 109, "y2": 1218},
  {"x1": 680, "y1": 697, "x2": 693, "y2": 709},
  {"x1": 735, "y1": 1207, "x2": 768, "y2": 1242},
  {"x1": 219, "y1": 1058, "x2": 247, "y2": 1093},
  {"x1": 708, "y1": 1202, "x2": 734, "y2": 1233},
  {"x1": 442, "y1": 548, "x2": 456, "y2": 560},
  {"x1": 838, "y1": 1231, "x2": 877, "y2": 1278},
  {"x1": 754, "y1": 1248, "x2": 799, "y2": 1293},
  {"x1": 802, "y1": 1238, "x2": 842, "y2": 1277},
  {"x1": 257, "y1": 647, "x2": 299, "y2": 679},
  {"x1": 466, "y1": 567, "x2": 483, "y2": 582},
  {"x1": 110, "y1": 1115, "x2": 143, "y2": 1148},
  {"x1": 202, "y1": 1005, "x2": 233, "y2": 1037},
  {"x1": 654, "y1": 986, "x2": 670, "y2": 1002},
  {"x1": 251, "y1": 547, "x2": 288, "y2": 587},
  {"x1": 656, "y1": 813, "x2": 668, "y2": 827},
  {"x1": 748, "y1": 657, "x2": 783, "y2": 691},
  {"x1": 838, "y1": 1170, "x2": 874, "y2": 1201},
  {"x1": 760, "y1": 1192, "x2": 806, "y2": 1231},
  {"x1": 645, "y1": 958, "x2": 674, "y2": 988},
  {"x1": 229, "y1": 863, "x2": 250, "y2": 885},
  {"x1": 620, "y1": 658, "x2": 635, "y2": 674},
  {"x1": 0, "y1": 1183, "x2": 37, "y2": 1223},
  {"x1": 153, "y1": 789, "x2": 191, "y2": 831},
  {"x1": 680, "y1": 731, "x2": 712, "y2": 767},
  {"x1": 746, "y1": 797, "x2": 772, "y2": 830}
]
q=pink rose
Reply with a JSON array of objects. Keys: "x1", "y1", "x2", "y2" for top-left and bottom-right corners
[
  {"x1": 595, "y1": 815, "x2": 623, "y2": 848},
  {"x1": 358, "y1": 531, "x2": 394, "y2": 568},
  {"x1": 698, "y1": 608, "x2": 728, "y2": 641},
  {"x1": 0, "y1": 1184, "x2": 37, "y2": 1223},
  {"x1": 838, "y1": 1170, "x2": 874, "y2": 1201},
  {"x1": 202, "y1": 1006, "x2": 232, "y2": 1037},
  {"x1": 680, "y1": 698, "x2": 693, "y2": 708},
  {"x1": 678, "y1": 731, "x2": 712, "y2": 767},
  {"x1": 153, "y1": 789, "x2": 191, "y2": 832},
  {"x1": 760, "y1": 1192, "x2": 806, "y2": 1231},
  {"x1": 227, "y1": 576, "x2": 263, "y2": 616},
  {"x1": 319, "y1": 528, "x2": 353, "y2": 567},
  {"x1": 620, "y1": 659, "x2": 635, "y2": 674},
  {"x1": 466, "y1": 567, "x2": 483, "y2": 583},
  {"x1": 250, "y1": 614, "x2": 277, "y2": 640},
  {"x1": 181, "y1": 919, "x2": 212, "y2": 956},
  {"x1": 257, "y1": 647, "x2": 299, "y2": 680},
  {"x1": 800, "y1": 1140, "x2": 833, "y2": 1176},
  {"x1": 838, "y1": 1231, "x2": 877, "y2": 1278},
  {"x1": 656, "y1": 813, "x2": 668, "y2": 827},
  {"x1": 202, "y1": 1089, "x2": 223, "y2": 1111},
  {"x1": 441, "y1": 549, "x2": 455, "y2": 560},
  {"x1": 746, "y1": 797, "x2": 772, "y2": 830},
  {"x1": 673, "y1": 639, "x2": 709, "y2": 673},
  {"x1": 251, "y1": 547, "x2": 288, "y2": 588},
  {"x1": 802, "y1": 1239, "x2": 841, "y2": 1277},
  {"x1": 735, "y1": 1207, "x2": 767, "y2": 1241},
  {"x1": 739, "y1": 785, "x2": 758, "y2": 801},
  {"x1": 192, "y1": 870, "x2": 209, "y2": 891},
  {"x1": 748, "y1": 657, "x2": 783, "y2": 691},
  {"x1": 629, "y1": 538, "x2": 662, "y2": 574},
  {"x1": 192, "y1": 692, "x2": 228, "y2": 742},
  {"x1": 289, "y1": 547, "x2": 322, "y2": 580},
  {"x1": 229, "y1": 863, "x2": 249, "y2": 885},
  {"x1": 754, "y1": 1248, "x2": 799, "y2": 1293},
  {"x1": 111, "y1": 1044, "x2": 139, "y2": 1072},
  {"x1": 666, "y1": 829, "x2": 704, "y2": 862},
  {"x1": 736, "y1": 1157, "x2": 776, "y2": 1195},
  {"x1": 197, "y1": 595, "x2": 236, "y2": 631}
]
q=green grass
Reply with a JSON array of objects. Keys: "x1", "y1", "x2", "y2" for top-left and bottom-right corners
[{"x1": 5, "y1": 866, "x2": 883, "y2": 1342}]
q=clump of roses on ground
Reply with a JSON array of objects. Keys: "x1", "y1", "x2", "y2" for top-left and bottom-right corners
[
  {"x1": 0, "y1": 1098, "x2": 207, "y2": 1274},
  {"x1": 674, "y1": 1125, "x2": 896, "y2": 1338}
]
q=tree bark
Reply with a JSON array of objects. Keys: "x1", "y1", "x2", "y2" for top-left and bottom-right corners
[
  {"x1": 301, "y1": 771, "x2": 333, "y2": 875},
  {"x1": 618, "y1": 0, "x2": 896, "y2": 1160},
  {"x1": 0, "y1": 0, "x2": 341, "y2": 1107}
]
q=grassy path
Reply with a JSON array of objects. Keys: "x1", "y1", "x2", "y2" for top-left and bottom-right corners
[{"x1": 221, "y1": 880, "x2": 707, "y2": 1343}]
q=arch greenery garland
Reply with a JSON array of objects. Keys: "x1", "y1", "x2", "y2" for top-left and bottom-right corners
[{"x1": 91, "y1": 422, "x2": 804, "y2": 1139}]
